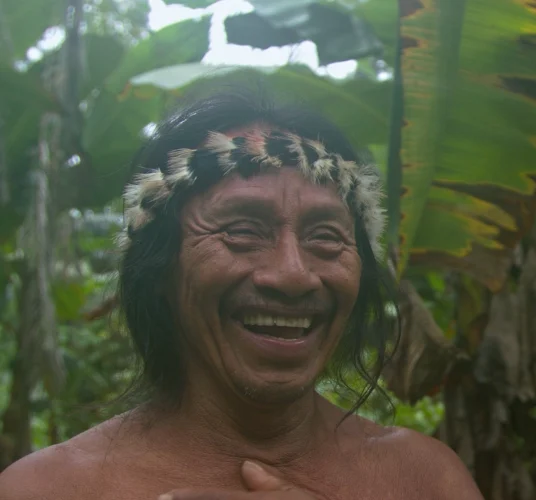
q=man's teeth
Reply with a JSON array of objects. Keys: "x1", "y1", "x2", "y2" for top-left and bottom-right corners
[{"x1": 242, "y1": 315, "x2": 312, "y2": 329}]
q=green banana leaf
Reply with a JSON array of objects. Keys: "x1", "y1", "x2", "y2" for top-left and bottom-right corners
[
  {"x1": 136, "y1": 63, "x2": 391, "y2": 145},
  {"x1": 105, "y1": 18, "x2": 211, "y2": 94},
  {"x1": 352, "y1": 0, "x2": 398, "y2": 65},
  {"x1": 80, "y1": 18, "x2": 211, "y2": 207},
  {"x1": 224, "y1": 1, "x2": 383, "y2": 66},
  {"x1": 390, "y1": 0, "x2": 536, "y2": 290}
]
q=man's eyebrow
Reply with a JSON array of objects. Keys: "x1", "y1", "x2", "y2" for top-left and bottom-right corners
[
  {"x1": 300, "y1": 205, "x2": 354, "y2": 228},
  {"x1": 213, "y1": 196, "x2": 353, "y2": 227},
  {"x1": 211, "y1": 196, "x2": 277, "y2": 218}
]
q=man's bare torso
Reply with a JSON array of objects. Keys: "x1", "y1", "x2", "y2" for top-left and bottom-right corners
[{"x1": 0, "y1": 402, "x2": 481, "y2": 500}]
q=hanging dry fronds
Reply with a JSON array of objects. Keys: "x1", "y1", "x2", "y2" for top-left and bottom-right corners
[{"x1": 383, "y1": 280, "x2": 460, "y2": 404}]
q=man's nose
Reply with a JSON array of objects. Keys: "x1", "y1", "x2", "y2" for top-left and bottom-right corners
[{"x1": 252, "y1": 229, "x2": 322, "y2": 299}]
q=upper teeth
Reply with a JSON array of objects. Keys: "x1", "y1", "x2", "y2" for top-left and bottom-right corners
[{"x1": 243, "y1": 315, "x2": 312, "y2": 328}]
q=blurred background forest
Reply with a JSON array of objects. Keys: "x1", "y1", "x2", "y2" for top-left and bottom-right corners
[{"x1": 0, "y1": 0, "x2": 535, "y2": 498}]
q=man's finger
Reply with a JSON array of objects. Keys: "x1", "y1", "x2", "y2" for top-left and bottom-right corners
[{"x1": 241, "y1": 461, "x2": 294, "y2": 492}]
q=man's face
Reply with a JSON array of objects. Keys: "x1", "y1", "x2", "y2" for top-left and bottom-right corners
[{"x1": 175, "y1": 140, "x2": 361, "y2": 404}]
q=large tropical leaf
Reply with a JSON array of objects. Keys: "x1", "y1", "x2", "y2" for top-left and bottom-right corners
[
  {"x1": 80, "y1": 86, "x2": 170, "y2": 207},
  {"x1": 390, "y1": 0, "x2": 536, "y2": 290},
  {"x1": 79, "y1": 18, "x2": 211, "y2": 207},
  {"x1": 131, "y1": 63, "x2": 392, "y2": 150},
  {"x1": 224, "y1": 1, "x2": 383, "y2": 66},
  {"x1": 105, "y1": 18, "x2": 211, "y2": 93},
  {"x1": 83, "y1": 17, "x2": 210, "y2": 152},
  {"x1": 352, "y1": 0, "x2": 398, "y2": 66}
]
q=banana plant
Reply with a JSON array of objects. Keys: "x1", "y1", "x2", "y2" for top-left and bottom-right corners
[{"x1": 385, "y1": 0, "x2": 536, "y2": 290}]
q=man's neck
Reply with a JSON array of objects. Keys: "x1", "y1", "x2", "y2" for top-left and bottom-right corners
[
  {"x1": 134, "y1": 380, "x2": 329, "y2": 469},
  {"x1": 187, "y1": 387, "x2": 321, "y2": 458}
]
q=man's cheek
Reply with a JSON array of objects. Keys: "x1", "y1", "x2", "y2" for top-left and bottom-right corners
[
  {"x1": 178, "y1": 247, "x2": 240, "y2": 310},
  {"x1": 198, "y1": 250, "x2": 252, "y2": 289}
]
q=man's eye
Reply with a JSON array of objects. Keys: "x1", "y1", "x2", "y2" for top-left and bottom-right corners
[
  {"x1": 223, "y1": 223, "x2": 267, "y2": 251},
  {"x1": 225, "y1": 223, "x2": 262, "y2": 237},
  {"x1": 309, "y1": 229, "x2": 343, "y2": 242}
]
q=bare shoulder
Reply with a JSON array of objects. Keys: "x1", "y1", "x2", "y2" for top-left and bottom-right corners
[
  {"x1": 0, "y1": 442, "x2": 96, "y2": 500},
  {"x1": 334, "y1": 411, "x2": 484, "y2": 500},
  {"x1": 0, "y1": 419, "x2": 121, "y2": 500},
  {"x1": 377, "y1": 426, "x2": 483, "y2": 498}
]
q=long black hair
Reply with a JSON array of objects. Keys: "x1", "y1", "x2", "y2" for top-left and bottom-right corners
[{"x1": 118, "y1": 85, "x2": 399, "y2": 414}]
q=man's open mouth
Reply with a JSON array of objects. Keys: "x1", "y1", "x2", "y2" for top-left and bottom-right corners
[{"x1": 239, "y1": 314, "x2": 315, "y2": 340}]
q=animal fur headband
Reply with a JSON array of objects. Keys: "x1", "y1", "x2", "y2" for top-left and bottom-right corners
[{"x1": 118, "y1": 130, "x2": 386, "y2": 259}]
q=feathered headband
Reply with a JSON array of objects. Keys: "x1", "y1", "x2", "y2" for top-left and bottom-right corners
[{"x1": 118, "y1": 130, "x2": 386, "y2": 259}]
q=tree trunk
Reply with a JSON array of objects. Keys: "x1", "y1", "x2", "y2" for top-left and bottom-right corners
[
  {"x1": 0, "y1": 356, "x2": 32, "y2": 470},
  {"x1": 1, "y1": 264, "x2": 45, "y2": 469},
  {"x1": 0, "y1": 114, "x2": 65, "y2": 471}
]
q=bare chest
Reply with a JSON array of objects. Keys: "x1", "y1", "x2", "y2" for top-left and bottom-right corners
[{"x1": 76, "y1": 453, "x2": 422, "y2": 500}]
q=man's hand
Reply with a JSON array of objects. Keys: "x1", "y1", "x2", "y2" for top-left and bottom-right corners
[{"x1": 158, "y1": 461, "x2": 319, "y2": 500}]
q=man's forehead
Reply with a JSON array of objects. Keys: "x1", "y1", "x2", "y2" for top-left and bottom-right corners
[{"x1": 198, "y1": 168, "x2": 354, "y2": 222}]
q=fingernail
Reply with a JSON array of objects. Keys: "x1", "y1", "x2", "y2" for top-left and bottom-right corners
[
  {"x1": 243, "y1": 460, "x2": 264, "y2": 473},
  {"x1": 159, "y1": 495, "x2": 173, "y2": 500}
]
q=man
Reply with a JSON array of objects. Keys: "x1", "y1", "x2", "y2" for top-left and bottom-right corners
[{"x1": 0, "y1": 90, "x2": 483, "y2": 500}]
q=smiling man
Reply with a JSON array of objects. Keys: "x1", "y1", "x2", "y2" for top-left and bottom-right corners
[{"x1": 0, "y1": 90, "x2": 483, "y2": 500}]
